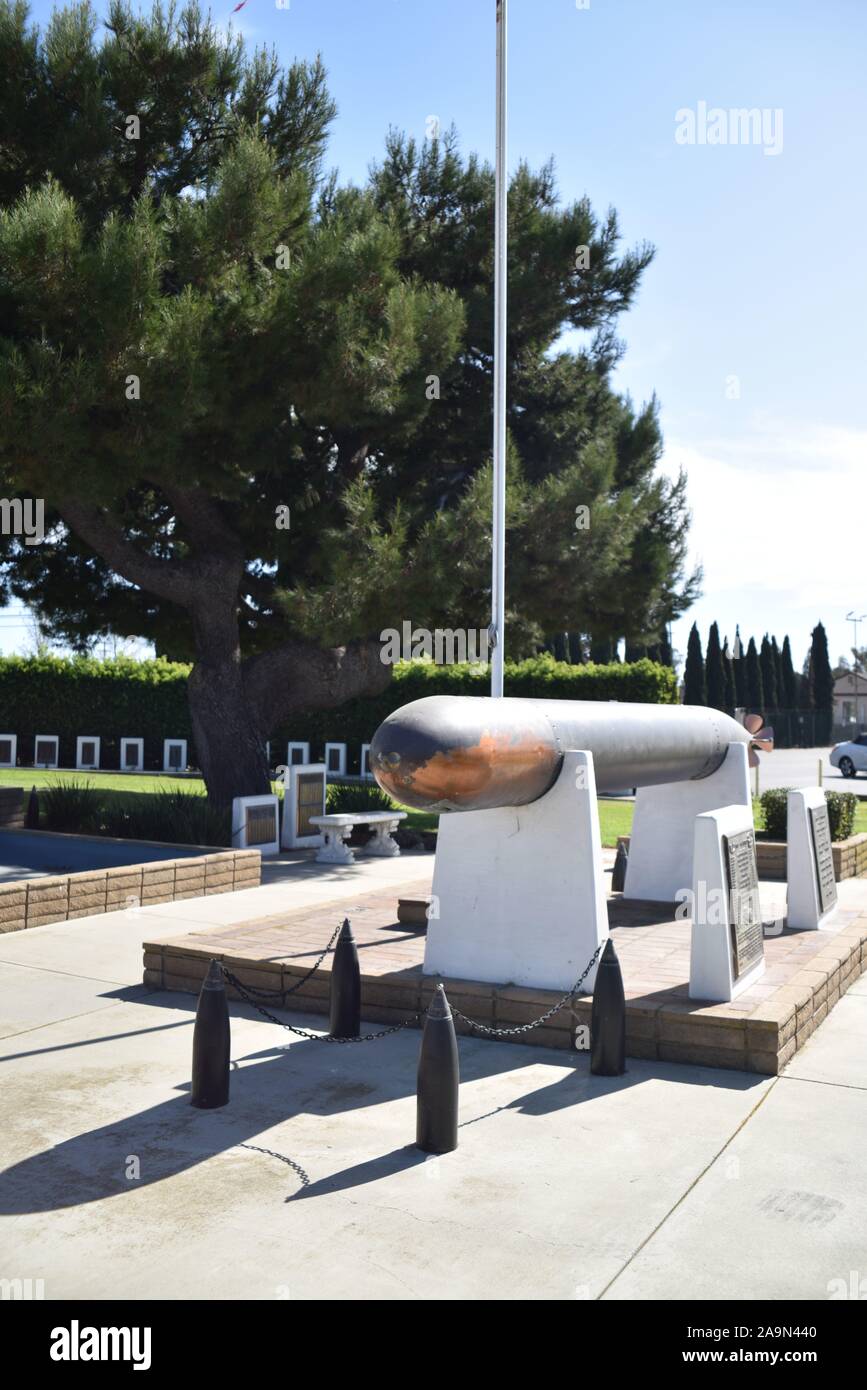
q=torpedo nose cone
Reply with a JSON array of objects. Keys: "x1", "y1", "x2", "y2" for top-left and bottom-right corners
[{"x1": 369, "y1": 696, "x2": 559, "y2": 812}]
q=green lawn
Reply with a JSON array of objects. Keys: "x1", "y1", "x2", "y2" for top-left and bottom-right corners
[
  {"x1": 1, "y1": 769, "x2": 864, "y2": 846},
  {"x1": 0, "y1": 767, "x2": 206, "y2": 796}
]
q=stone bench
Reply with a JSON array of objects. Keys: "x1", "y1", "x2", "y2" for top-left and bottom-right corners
[{"x1": 309, "y1": 811, "x2": 406, "y2": 865}]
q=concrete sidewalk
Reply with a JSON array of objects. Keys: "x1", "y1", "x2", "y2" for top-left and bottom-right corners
[{"x1": 0, "y1": 861, "x2": 865, "y2": 1301}]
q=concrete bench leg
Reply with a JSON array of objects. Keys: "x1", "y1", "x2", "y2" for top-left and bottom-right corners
[
  {"x1": 363, "y1": 818, "x2": 402, "y2": 858},
  {"x1": 315, "y1": 826, "x2": 356, "y2": 865}
]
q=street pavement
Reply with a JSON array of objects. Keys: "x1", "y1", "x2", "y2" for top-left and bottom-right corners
[{"x1": 0, "y1": 861, "x2": 865, "y2": 1301}]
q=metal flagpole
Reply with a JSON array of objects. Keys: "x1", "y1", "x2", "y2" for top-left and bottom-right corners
[{"x1": 490, "y1": 0, "x2": 508, "y2": 697}]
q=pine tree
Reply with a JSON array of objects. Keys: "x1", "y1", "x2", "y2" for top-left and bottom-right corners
[
  {"x1": 684, "y1": 623, "x2": 706, "y2": 705},
  {"x1": 810, "y1": 622, "x2": 834, "y2": 743},
  {"x1": 760, "y1": 635, "x2": 778, "y2": 710},
  {"x1": 706, "y1": 622, "x2": 726, "y2": 710},
  {"x1": 0, "y1": 2, "x2": 684, "y2": 802},
  {"x1": 746, "y1": 637, "x2": 764, "y2": 712}
]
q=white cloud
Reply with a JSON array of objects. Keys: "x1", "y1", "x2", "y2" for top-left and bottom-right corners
[{"x1": 662, "y1": 417, "x2": 866, "y2": 665}]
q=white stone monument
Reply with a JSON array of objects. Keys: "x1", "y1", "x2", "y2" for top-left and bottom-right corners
[
  {"x1": 76, "y1": 736, "x2": 100, "y2": 771},
  {"x1": 324, "y1": 741, "x2": 347, "y2": 776},
  {"x1": 120, "y1": 737, "x2": 143, "y2": 771},
  {"x1": 688, "y1": 803, "x2": 765, "y2": 1002},
  {"x1": 33, "y1": 734, "x2": 59, "y2": 768},
  {"x1": 425, "y1": 750, "x2": 608, "y2": 991},
  {"x1": 163, "y1": 738, "x2": 187, "y2": 773},
  {"x1": 232, "y1": 793, "x2": 280, "y2": 856},
  {"x1": 625, "y1": 741, "x2": 751, "y2": 902},
  {"x1": 787, "y1": 787, "x2": 839, "y2": 930}
]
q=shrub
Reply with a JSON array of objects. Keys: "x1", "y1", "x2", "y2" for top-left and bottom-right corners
[
  {"x1": 0, "y1": 654, "x2": 191, "y2": 770},
  {"x1": 39, "y1": 779, "x2": 103, "y2": 834},
  {"x1": 759, "y1": 787, "x2": 858, "y2": 842},
  {"x1": 759, "y1": 788, "x2": 788, "y2": 840},
  {"x1": 326, "y1": 782, "x2": 395, "y2": 813},
  {"x1": 99, "y1": 789, "x2": 230, "y2": 847},
  {"x1": 827, "y1": 791, "x2": 857, "y2": 842}
]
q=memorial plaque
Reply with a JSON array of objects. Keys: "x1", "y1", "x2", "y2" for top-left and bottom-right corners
[
  {"x1": 723, "y1": 828, "x2": 764, "y2": 979},
  {"x1": 246, "y1": 803, "x2": 277, "y2": 847},
  {"x1": 809, "y1": 803, "x2": 838, "y2": 916},
  {"x1": 297, "y1": 771, "x2": 325, "y2": 836}
]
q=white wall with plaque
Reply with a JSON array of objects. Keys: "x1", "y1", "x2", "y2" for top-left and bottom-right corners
[
  {"x1": 688, "y1": 804, "x2": 765, "y2": 1002},
  {"x1": 787, "y1": 787, "x2": 839, "y2": 930}
]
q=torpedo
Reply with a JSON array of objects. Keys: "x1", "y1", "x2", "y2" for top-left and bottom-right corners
[{"x1": 369, "y1": 695, "x2": 760, "y2": 812}]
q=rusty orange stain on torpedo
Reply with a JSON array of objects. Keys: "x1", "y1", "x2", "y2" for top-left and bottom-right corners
[{"x1": 375, "y1": 730, "x2": 557, "y2": 808}]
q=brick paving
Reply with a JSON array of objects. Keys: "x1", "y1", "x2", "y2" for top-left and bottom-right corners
[{"x1": 144, "y1": 883, "x2": 867, "y2": 1075}]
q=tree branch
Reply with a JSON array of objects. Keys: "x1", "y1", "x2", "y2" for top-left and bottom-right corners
[
  {"x1": 57, "y1": 497, "x2": 200, "y2": 605},
  {"x1": 243, "y1": 635, "x2": 391, "y2": 731}
]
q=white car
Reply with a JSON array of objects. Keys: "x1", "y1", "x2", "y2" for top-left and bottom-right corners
[{"x1": 829, "y1": 734, "x2": 867, "y2": 778}]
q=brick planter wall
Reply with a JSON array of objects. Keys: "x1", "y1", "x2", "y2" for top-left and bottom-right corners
[
  {"x1": 0, "y1": 849, "x2": 261, "y2": 934},
  {"x1": 618, "y1": 832, "x2": 867, "y2": 883},
  {"x1": 755, "y1": 832, "x2": 867, "y2": 882}
]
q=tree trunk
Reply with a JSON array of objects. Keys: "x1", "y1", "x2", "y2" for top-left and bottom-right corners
[{"x1": 187, "y1": 656, "x2": 271, "y2": 808}]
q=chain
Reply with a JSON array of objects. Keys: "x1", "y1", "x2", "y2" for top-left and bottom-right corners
[
  {"x1": 225, "y1": 922, "x2": 343, "y2": 1000},
  {"x1": 220, "y1": 934, "x2": 605, "y2": 1045},
  {"x1": 221, "y1": 964, "x2": 422, "y2": 1042},
  {"x1": 447, "y1": 942, "x2": 604, "y2": 1038}
]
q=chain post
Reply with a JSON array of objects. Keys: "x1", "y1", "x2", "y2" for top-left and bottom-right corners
[
  {"x1": 329, "y1": 918, "x2": 361, "y2": 1039},
  {"x1": 416, "y1": 985, "x2": 459, "y2": 1154},
  {"x1": 191, "y1": 959, "x2": 231, "y2": 1108},
  {"x1": 590, "y1": 938, "x2": 626, "y2": 1076}
]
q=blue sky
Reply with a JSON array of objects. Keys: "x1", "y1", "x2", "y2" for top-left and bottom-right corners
[{"x1": 3, "y1": 0, "x2": 865, "y2": 672}]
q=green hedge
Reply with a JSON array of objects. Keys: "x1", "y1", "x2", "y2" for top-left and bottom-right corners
[
  {"x1": 759, "y1": 788, "x2": 858, "y2": 843},
  {"x1": 0, "y1": 652, "x2": 677, "y2": 772},
  {"x1": 0, "y1": 655, "x2": 191, "y2": 770}
]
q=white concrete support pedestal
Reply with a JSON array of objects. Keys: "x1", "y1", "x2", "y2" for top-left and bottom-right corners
[
  {"x1": 689, "y1": 804, "x2": 765, "y2": 1003},
  {"x1": 424, "y1": 750, "x2": 608, "y2": 992},
  {"x1": 624, "y1": 742, "x2": 751, "y2": 903},
  {"x1": 787, "y1": 787, "x2": 839, "y2": 930}
]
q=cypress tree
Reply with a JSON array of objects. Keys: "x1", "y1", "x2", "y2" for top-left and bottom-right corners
[
  {"x1": 746, "y1": 637, "x2": 764, "y2": 712},
  {"x1": 781, "y1": 635, "x2": 798, "y2": 709},
  {"x1": 810, "y1": 622, "x2": 834, "y2": 743},
  {"x1": 760, "y1": 635, "x2": 778, "y2": 710},
  {"x1": 706, "y1": 622, "x2": 727, "y2": 710},
  {"x1": 772, "y1": 636, "x2": 784, "y2": 709},
  {"x1": 732, "y1": 624, "x2": 747, "y2": 707},
  {"x1": 722, "y1": 636, "x2": 736, "y2": 712},
  {"x1": 800, "y1": 651, "x2": 815, "y2": 710},
  {"x1": 684, "y1": 623, "x2": 706, "y2": 705}
]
